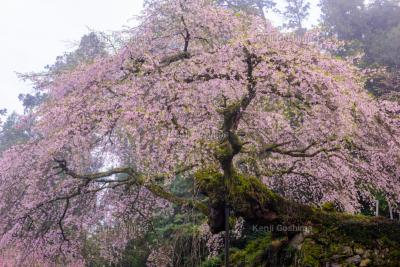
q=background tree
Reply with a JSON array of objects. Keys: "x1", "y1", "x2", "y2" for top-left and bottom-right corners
[
  {"x1": 0, "y1": 112, "x2": 31, "y2": 153},
  {"x1": 281, "y1": 0, "x2": 311, "y2": 34},
  {"x1": 0, "y1": 108, "x2": 6, "y2": 126},
  {"x1": 215, "y1": 0, "x2": 276, "y2": 21},
  {"x1": 45, "y1": 32, "x2": 107, "y2": 74},
  {"x1": 319, "y1": 0, "x2": 365, "y2": 41},
  {"x1": 18, "y1": 92, "x2": 47, "y2": 114},
  {"x1": 320, "y1": 0, "x2": 400, "y2": 95}
]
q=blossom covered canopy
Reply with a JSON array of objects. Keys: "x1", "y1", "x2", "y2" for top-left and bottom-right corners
[{"x1": 0, "y1": 0, "x2": 399, "y2": 263}]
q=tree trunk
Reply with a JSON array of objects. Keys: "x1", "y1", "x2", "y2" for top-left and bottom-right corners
[{"x1": 196, "y1": 169, "x2": 400, "y2": 265}]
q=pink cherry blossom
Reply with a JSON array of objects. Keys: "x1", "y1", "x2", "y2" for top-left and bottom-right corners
[{"x1": 1, "y1": 0, "x2": 399, "y2": 264}]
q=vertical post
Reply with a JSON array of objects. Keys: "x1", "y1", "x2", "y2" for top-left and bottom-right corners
[
  {"x1": 224, "y1": 202, "x2": 230, "y2": 267},
  {"x1": 375, "y1": 200, "x2": 379, "y2": 217},
  {"x1": 388, "y1": 201, "x2": 393, "y2": 220}
]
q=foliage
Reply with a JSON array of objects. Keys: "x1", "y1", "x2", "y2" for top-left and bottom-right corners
[
  {"x1": 281, "y1": 0, "x2": 311, "y2": 33},
  {"x1": 0, "y1": 112, "x2": 31, "y2": 153},
  {"x1": 215, "y1": 0, "x2": 276, "y2": 20},
  {"x1": 18, "y1": 91, "x2": 48, "y2": 114},
  {"x1": 45, "y1": 32, "x2": 107, "y2": 74},
  {"x1": 320, "y1": 0, "x2": 400, "y2": 68}
]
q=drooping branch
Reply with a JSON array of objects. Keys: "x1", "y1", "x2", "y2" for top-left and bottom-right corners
[
  {"x1": 256, "y1": 140, "x2": 340, "y2": 159},
  {"x1": 159, "y1": 52, "x2": 191, "y2": 66},
  {"x1": 54, "y1": 159, "x2": 137, "y2": 181},
  {"x1": 180, "y1": 16, "x2": 191, "y2": 53},
  {"x1": 58, "y1": 198, "x2": 70, "y2": 242},
  {"x1": 53, "y1": 160, "x2": 208, "y2": 215},
  {"x1": 269, "y1": 146, "x2": 340, "y2": 158}
]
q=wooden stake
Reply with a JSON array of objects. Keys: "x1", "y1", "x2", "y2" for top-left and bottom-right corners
[
  {"x1": 224, "y1": 203, "x2": 230, "y2": 267},
  {"x1": 388, "y1": 202, "x2": 393, "y2": 220}
]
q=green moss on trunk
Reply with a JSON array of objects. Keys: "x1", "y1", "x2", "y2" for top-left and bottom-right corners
[{"x1": 195, "y1": 169, "x2": 400, "y2": 266}]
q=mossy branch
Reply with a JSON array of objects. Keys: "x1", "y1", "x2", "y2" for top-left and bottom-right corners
[{"x1": 195, "y1": 168, "x2": 400, "y2": 245}]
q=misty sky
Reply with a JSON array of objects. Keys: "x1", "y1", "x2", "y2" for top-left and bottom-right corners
[
  {"x1": 0, "y1": 0, "x2": 320, "y2": 115},
  {"x1": 0, "y1": 0, "x2": 144, "y2": 114}
]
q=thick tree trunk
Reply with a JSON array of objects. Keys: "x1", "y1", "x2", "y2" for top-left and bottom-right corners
[
  {"x1": 196, "y1": 169, "x2": 400, "y2": 265},
  {"x1": 195, "y1": 169, "x2": 400, "y2": 241}
]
